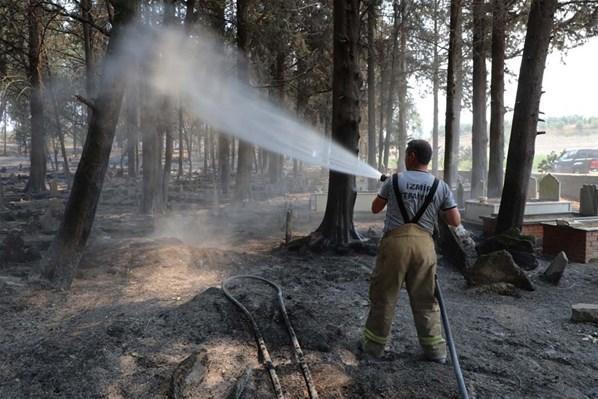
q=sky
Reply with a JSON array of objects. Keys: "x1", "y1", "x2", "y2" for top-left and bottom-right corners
[{"x1": 414, "y1": 36, "x2": 598, "y2": 138}]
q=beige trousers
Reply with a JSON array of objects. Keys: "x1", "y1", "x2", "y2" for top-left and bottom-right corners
[{"x1": 363, "y1": 224, "x2": 445, "y2": 358}]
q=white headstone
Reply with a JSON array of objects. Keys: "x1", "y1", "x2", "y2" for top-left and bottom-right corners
[{"x1": 539, "y1": 174, "x2": 560, "y2": 201}]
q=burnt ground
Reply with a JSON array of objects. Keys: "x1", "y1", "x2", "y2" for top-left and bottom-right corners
[{"x1": 1, "y1": 173, "x2": 598, "y2": 399}]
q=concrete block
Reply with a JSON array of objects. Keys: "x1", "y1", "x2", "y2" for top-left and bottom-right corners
[{"x1": 571, "y1": 304, "x2": 598, "y2": 323}]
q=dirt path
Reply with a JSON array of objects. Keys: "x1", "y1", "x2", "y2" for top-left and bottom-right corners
[{"x1": 1, "y1": 187, "x2": 598, "y2": 398}]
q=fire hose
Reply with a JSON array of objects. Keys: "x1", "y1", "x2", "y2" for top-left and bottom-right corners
[
  {"x1": 435, "y1": 275, "x2": 470, "y2": 399},
  {"x1": 221, "y1": 275, "x2": 319, "y2": 399}
]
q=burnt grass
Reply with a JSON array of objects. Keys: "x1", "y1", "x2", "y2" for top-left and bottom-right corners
[{"x1": 1, "y1": 177, "x2": 598, "y2": 398}]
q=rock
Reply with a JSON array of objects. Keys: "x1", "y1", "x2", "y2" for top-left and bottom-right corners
[
  {"x1": 477, "y1": 227, "x2": 538, "y2": 270},
  {"x1": 2, "y1": 230, "x2": 26, "y2": 263},
  {"x1": 466, "y1": 250, "x2": 534, "y2": 291},
  {"x1": 509, "y1": 250, "x2": 539, "y2": 271},
  {"x1": 541, "y1": 251, "x2": 568, "y2": 285},
  {"x1": 571, "y1": 304, "x2": 598, "y2": 323}
]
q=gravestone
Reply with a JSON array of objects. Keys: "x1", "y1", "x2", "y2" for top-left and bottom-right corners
[
  {"x1": 49, "y1": 180, "x2": 59, "y2": 196},
  {"x1": 456, "y1": 181, "x2": 465, "y2": 208},
  {"x1": 527, "y1": 177, "x2": 538, "y2": 200},
  {"x1": 580, "y1": 185, "x2": 598, "y2": 216},
  {"x1": 539, "y1": 174, "x2": 560, "y2": 201}
]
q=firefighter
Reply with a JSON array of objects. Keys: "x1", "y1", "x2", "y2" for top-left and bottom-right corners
[{"x1": 361, "y1": 139, "x2": 461, "y2": 362}]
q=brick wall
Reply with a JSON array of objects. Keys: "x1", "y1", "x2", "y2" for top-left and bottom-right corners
[
  {"x1": 543, "y1": 224, "x2": 593, "y2": 263},
  {"x1": 482, "y1": 218, "x2": 544, "y2": 240}
]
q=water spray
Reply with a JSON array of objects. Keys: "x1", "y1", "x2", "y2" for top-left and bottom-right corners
[{"x1": 123, "y1": 27, "x2": 382, "y2": 181}]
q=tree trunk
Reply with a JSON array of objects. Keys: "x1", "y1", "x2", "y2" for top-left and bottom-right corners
[
  {"x1": 126, "y1": 84, "x2": 138, "y2": 178},
  {"x1": 2, "y1": 109, "x2": 7, "y2": 156},
  {"x1": 43, "y1": 1, "x2": 138, "y2": 288},
  {"x1": 203, "y1": 128, "x2": 209, "y2": 173},
  {"x1": 431, "y1": 0, "x2": 440, "y2": 175},
  {"x1": 205, "y1": 0, "x2": 229, "y2": 196},
  {"x1": 315, "y1": 0, "x2": 362, "y2": 245},
  {"x1": 81, "y1": 0, "x2": 95, "y2": 128},
  {"x1": 267, "y1": 52, "x2": 286, "y2": 186},
  {"x1": 177, "y1": 104, "x2": 184, "y2": 177},
  {"x1": 495, "y1": 0, "x2": 558, "y2": 234},
  {"x1": 47, "y1": 68, "x2": 71, "y2": 183},
  {"x1": 235, "y1": 0, "x2": 253, "y2": 201},
  {"x1": 396, "y1": 0, "x2": 408, "y2": 172},
  {"x1": 377, "y1": 49, "x2": 388, "y2": 169},
  {"x1": 443, "y1": 0, "x2": 463, "y2": 188},
  {"x1": 470, "y1": 0, "x2": 488, "y2": 198},
  {"x1": 367, "y1": 0, "x2": 377, "y2": 188},
  {"x1": 185, "y1": 124, "x2": 192, "y2": 176},
  {"x1": 161, "y1": 0, "x2": 177, "y2": 205},
  {"x1": 141, "y1": 88, "x2": 164, "y2": 213},
  {"x1": 383, "y1": 1, "x2": 400, "y2": 171},
  {"x1": 487, "y1": 0, "x2": 505, "y2": 198},
  {"x1": 26, "y1": 0, "x2": 47, "y2": 193}
]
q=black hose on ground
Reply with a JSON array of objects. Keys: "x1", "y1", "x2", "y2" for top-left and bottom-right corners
[
  {"x1": 435, "y1": 275, "x2": 470, "y2": 399},
  {"x1": 221, "y1": 275, "x2": 319, "y2": 399}
]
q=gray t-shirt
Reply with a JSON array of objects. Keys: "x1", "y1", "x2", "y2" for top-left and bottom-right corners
[{"x1": 378, "y1": 170, "x2": 457, "y2": 234}]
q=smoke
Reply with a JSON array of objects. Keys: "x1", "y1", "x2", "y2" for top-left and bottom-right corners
[{"x1": 117, "y1": 25, "x2": 381, "y2": 180}]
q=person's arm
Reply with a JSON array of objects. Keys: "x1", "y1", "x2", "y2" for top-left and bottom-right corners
[
  {"x1": 441, "y1": 207, "x2": 461, "y2": 227},
  {"x1": 439, "y1": 181, "x2": 460, "y2": 227},
  {"x1": 372, "y1": 179, "x2": 391, "y2": 214},
  {"x1": 372, "y1": 196, "x2": 387, "y2": 214}
]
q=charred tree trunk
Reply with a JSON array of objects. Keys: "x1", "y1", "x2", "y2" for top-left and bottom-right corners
[
  {"x1": 383, "y1": 1, "x2": 400, "y2": 171},
  {"x1": 185, "y1": 124, "x2": 192, "y2": 176},
  {"x1": 177, "y1": 104, "x2": 184, "y2": 177},
  {"x1": 471, "y1": 0, "x2": 488, "y2": 198},
  {"x1": 43, "y1": 1, "x2": 137, "y2": 288},
  {"x1": 141, "y1": 91, "x2": 164, "y2": 213},
  {"x1": 206, "y1": 0, "x2": 229, "y2": 196},
  {"x1": 495, "y1": 0, "x2": 557, "y2": 234},
  {"x1": 432, "y1": 0, "x2": 440, "y2": 176},
  {"x1": 396, "y1": 0, "x2": 408, "y2": 172},
  {"x1": 267, "y1": 52, "x2": 286, "y2": 186},
  {"x1": 488, "y1": 0, "x2": 505, "y2": 198},
  {"x1": 126, "y1": 84, "x2": 138, "y2": 178},
  {"x1": 367, "y1": 0, "x2": 377, "y2": 187},
  {"x1": 431, "y1": 0, "x2": 440, "y2": 175},
  {"x1": 235, "y1": 0, "x2": 253, "y2": 201},
  {"x1": 315, "y1": 0, "x2": 362, "y2": 246},
  {"x1": 81, "y1": 0, "x2": 95, "y2": 128},
  {"x1": 377, "y1": 48, "x2": 388, "y2": 169},
  {"x1": 26, "y1": 0, "x2": 47, "y2": 193},
  {"x1": 0, "y1": 57, "x2": 5, "y2": 156},
  {"x1": 161, "y1": 0, "x2": 177, "y2": 205},
  {"x1": 443, "y1": 0, "x2": 463, "y2": 188},
  {"x1": 47, "y1": 68, "x2": 71, "y2": 183},
  {"x1": 202, "y1": 129, "x2": 208, "y2": 173},
  {"x1": 2, "y1": 109, "x2": 7, "y2": 156}
]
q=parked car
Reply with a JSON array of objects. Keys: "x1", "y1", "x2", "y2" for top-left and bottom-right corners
[{"x1": 553, "y1": 149, "x2": 598, "y2": 174}]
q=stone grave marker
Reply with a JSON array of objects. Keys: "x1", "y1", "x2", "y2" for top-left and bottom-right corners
[
  {"x1": 456, "y1": 181, "x2": 464, "y2": 208},
  {"x1": 580, "y1": 184, "x2": 598, "y2": 216},
  {"x1": 527, "y1": 177, "x2": 537, "y2": 200},
  {"x1": 539, "y1": 174, "x2": 560, "y2": 201},
  {"x1": 49, "y1": 180, "x2": 59, "y2": 196}
]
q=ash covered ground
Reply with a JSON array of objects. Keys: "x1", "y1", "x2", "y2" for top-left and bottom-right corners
[{"x1": 1, "y1": 162, "x2": 598, "y2": 399}]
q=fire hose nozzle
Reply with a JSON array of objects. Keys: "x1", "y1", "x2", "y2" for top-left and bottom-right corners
[{"x1": 380, "y1": 174, "x2": 388, "y2": 182}]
